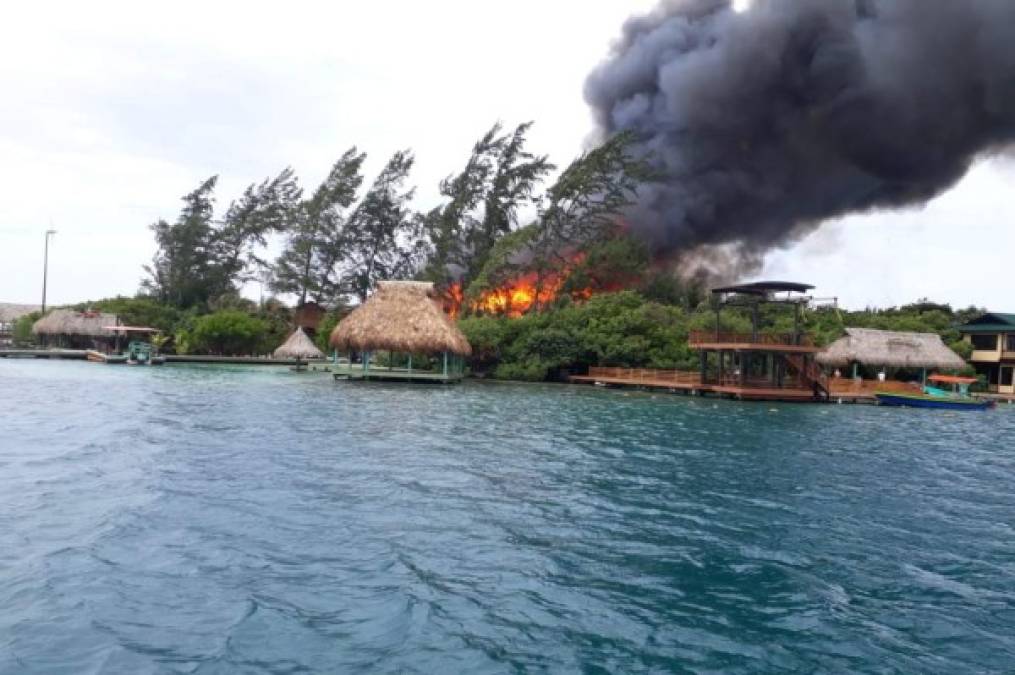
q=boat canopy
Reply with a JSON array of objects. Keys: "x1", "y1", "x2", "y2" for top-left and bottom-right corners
[{"x1": 928, "y1": 375, "x2": 978, "y2": 385}]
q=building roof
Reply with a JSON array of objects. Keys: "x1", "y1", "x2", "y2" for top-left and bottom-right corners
[
  {"x1": 0, "y1": 303, "x2": 41, "y2": 323},
  {"x1": 712, "y1": 281, "x2": 814, "y2": 296},
  {"x1": 273, "y1": 327, "x2": 325, "y2": 360},
  {"x1": 330, "y1": 281, "x2": 472, "y2": 356},
  {"x1": 33, "y1": 310, "x2": 117, "y2": 337},
  {"x1": 957, "y1": 312, "x2": 1015, "y2": 334},
  {"x1": 817, "y1": 328, "x2": 966, "y2": 370}
]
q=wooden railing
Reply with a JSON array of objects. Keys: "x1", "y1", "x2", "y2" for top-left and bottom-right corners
[
  {"x1": 826, "y1": 378, "x2": 922, "y2": 396},
  {"x1": 688, "y1": 331, "x2": 815, "y2": 347},
  {"x1": 587, "y1": 367, "x2": 702, "y2": 385}
]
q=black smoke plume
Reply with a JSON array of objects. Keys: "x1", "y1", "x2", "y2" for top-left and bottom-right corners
[{"x1": 585, "y1": 0, "x2": 1015, "y2": 274}]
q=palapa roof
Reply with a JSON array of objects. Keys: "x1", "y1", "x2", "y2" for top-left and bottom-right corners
[
  {"x1": 330, "y1": 281, "x2": 472, "y2": 356},
  {"x1": 273, "y1": 327, "x2": 325, "y2": 360},
  {"x1": 0, "y1": 303, "x2": 41, "y2": 323},
  {"x1": 33, "y1": 309, "x2": 117, "y2": 337},
  {"x1": 817, "y1": 328, "x2": 966, "y2": 370}
]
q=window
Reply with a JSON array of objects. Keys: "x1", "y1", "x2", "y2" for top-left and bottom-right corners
[
  {"x1": 971, "y1": 334, "x2": 998, "y2": 351},
  {"x1": 1002, "y1": 367, "x2": 1014, "y2": 388},
  {"x1": 1007, "y1": 334, "x2": 1015, "y2": 352}
]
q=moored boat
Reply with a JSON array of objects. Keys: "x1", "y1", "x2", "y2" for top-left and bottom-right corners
[{"x1": 875, "y1": 375, "x2": 994, "y2": 411}]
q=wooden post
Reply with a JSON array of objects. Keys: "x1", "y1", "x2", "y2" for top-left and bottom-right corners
[
  {"x1": 794, "y1": 302, "x2": 801, "y2": 345},
  {"x1": 408, "y1": 354, "x2": 413, "y2": 376},
  {"x1": 443, "y1": 351, "x2": 448, "y2": 377}
]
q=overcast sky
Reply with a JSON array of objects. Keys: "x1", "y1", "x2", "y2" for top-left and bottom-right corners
[{"x1": 1, "y1": 1, "x2": 1011, "y2": 311}]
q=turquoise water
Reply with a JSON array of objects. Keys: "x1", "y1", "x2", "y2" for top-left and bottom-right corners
[{"x1": 2, "y1": 360, "x2": 1015, "y2": 673}]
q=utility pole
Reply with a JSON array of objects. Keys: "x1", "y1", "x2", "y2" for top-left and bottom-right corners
[{"x1": 41, "y1": 229, "x2": 56, "y2": 314}]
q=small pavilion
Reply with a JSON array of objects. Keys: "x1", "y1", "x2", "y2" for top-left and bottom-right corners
[
  {"x1": 328, "y1": 281, "x2": 472, "y2": 383},
  {"x1": 274, "y1": 327, "x2": 326, "y2": 370}
]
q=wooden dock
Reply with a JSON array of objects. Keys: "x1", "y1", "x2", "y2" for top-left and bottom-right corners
[
  {"x1": 570, "y1": 367, "x2": 925, "y2": 403},
  {"x1": 0, "y1": 349, "x2": 88, "y2": 359},
  {"x1": 311, "y1": 363, "x2": 462, "y2": 384}
]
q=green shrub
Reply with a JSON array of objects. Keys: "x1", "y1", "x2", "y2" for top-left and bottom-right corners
[{"x1": 188, "y1": 310, "x2": 268, "y2": 355}]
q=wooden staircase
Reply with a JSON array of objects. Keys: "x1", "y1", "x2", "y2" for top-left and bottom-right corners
[{"x1": 784, "y1": 353, "x2": 829, "y2": 400}]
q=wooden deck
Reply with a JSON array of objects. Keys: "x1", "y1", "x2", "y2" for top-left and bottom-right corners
[
  {"x1": 688, "y1": 331, "x2": 820, "y2": 354},
  {"x1": 0, "y1": 349, "x2": 88, "y2": 359},
  {"x1": 312, "y1": 363, "x2": 462, "y2": 384},
  {"x1": 570, "y1": 367, "x2": 822, "y2": 402},
  {"x1": 570, "y1": 367, "x2": 928, "y2": 403}
]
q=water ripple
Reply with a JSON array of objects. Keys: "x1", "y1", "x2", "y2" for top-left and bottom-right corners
[{"x1": 2, "y1": 360, "x2": 1015, "y2": 672}]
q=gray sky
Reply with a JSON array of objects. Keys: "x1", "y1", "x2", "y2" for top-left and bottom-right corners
[{"x1": 1, "y1": 0, "x2": 1011, "y2": 311}]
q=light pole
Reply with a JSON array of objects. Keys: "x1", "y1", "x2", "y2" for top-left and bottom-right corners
[{"x1": 41, "y1": 229, "x2": 56, "y2": 314}]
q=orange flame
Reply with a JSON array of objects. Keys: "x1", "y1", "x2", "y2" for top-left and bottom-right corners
[{"x1": 444, "y1": 253, "x2": 594, "y2": 318}]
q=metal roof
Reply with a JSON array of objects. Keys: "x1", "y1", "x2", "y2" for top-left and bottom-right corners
[
  {"x1": 711, "y1": 281, "x2": 815, "y2": 296},
  {"x1": 957, "y1": 312, "x2": 1015, "y2": 333}
]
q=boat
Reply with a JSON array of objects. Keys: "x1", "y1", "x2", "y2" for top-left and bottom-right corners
[
  {"x1": 86, "y1": 350, "x2": 128, "y2": 364},
  {"x1": 875, "y1": 375, "x2": 995, "y2": 410}
]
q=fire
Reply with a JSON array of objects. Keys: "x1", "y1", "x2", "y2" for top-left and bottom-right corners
[{"x1": 444, "y1": 253, "x2": 593, "y2": 319}]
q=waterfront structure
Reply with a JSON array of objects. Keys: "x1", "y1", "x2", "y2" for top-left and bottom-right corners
[
  {"x1": 572, "y1": 281, "x2": 830, "y2": 401},
  {"x1": 817, "y1": 328, "x2": 966, "y2": 382},
  {"x1": 690, "y1": 281, "x2": 829, "y2": 401},
  {"x1": 957, "y1": 312, "x2": 1015, "y2": 395},
  {"x1": 32, "y1": 310, "x2": 117, "y2": 350},
  {"x1": 329, "y1": 281, "x2": 472, "y2": 383},
  {"x1": 274, "y1": 327, "x2": 325, "y2": 365}
]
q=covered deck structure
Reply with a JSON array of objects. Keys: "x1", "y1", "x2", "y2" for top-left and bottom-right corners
[
  {"x1": 571, "y1": 282, "x2": 830, "y2": 402},
  {"x1": 693, "y1": 282, "x2": 828, "y2": 401}
]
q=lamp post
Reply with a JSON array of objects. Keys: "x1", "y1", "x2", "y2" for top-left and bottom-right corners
[{"x1": 41, "y1": 229, "x2": 56, "y2": 314}]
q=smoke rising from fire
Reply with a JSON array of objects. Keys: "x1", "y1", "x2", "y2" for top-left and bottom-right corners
[{"x1": 585, "y1": 0, "x2": 1015, "y2": 274}]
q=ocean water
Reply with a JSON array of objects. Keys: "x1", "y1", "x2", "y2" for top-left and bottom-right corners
[{"x1": 2, "y1": 359, "x2": 1015, "y2": 674}]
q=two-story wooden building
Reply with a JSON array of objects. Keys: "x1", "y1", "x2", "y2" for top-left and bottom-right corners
[{"x1": 958, "y1": 313, "x2": 1015, "y2": 395}]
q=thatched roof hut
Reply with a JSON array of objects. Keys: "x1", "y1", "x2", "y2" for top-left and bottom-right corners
[
  {"x1": 330, "y1": 281, "x2": 472, "y2": 356},
  {"x1": 273, "y1": 327, "x2": 325, "y2": 360},
  {"x1": 818, "y1": 328, "x2": 966, "y2": 370},
  {"x1": 0, "y1": 303, "x2": 40, "y2": 324},
  {"x1": 33, "y1": 310, "x2": 117, "y2": 338}
]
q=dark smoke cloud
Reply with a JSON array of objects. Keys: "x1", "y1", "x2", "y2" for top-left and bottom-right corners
[{"x1": 585, "y1": 0, "x2": 1015, "y2": 274}]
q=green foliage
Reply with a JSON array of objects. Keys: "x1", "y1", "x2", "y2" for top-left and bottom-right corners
[
  {"x1": 421, "y1": 122, "x2": 553, "y2": 289},
  {"x1": 12, "y1": 312, "x2": 42, "y2": 346},
  {"x1": 460, "y1": 291, "x2": 698, "y2": 381},
  {"x1": 187, "y1": 310, "x2": 268, "y2": 356},
  {"x1": 144, "y1": 170, "x2": 299, "y2": 310},
  {"x1": 343, "y1": 150, "x2": 424, "y2": 301},
  {"x1": 272, "y1": 148, "x2": 365, "y2": 305}
]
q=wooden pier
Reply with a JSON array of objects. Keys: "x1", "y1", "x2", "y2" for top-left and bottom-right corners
[
  {"x1": 0, "y1": 349, "x2": 88, "y2": 359},
  {"x1": 310, "y1": 363, "x2": 462, "y2": 384},
  {"x1": 571, "y1": 367, "x2": 928, "y2": 404}
]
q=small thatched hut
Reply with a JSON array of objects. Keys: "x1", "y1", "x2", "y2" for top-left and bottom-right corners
[
  {"x1": 32, "y1": 309, "x2": 118, "y2": 350},
  {"x1": 818, "y1": 328, "x2": 966, "y2": 375},
  {"x1": 273, "y1": 327, "x2": 325, "y2": 361},
  {"x1": 330, "y1": 281, "x2": 471, "y2": 380}
]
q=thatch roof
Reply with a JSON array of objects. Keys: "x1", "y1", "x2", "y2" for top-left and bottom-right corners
[
  {"x1": 273, "y1": 327, "x2": 325, "y2": 360},
  {"x1": 33, "y1": 310, "x2": 117, "y2": 337},
  {"x1": 0, "y1": 303, "x2": 40, "y2": 323},
  {"x1": 330, "y1": 281, "x2": 472, "y2": 356},
  {"x1": 818, "y1": 328, "x2": 966, "y2": 370}
]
